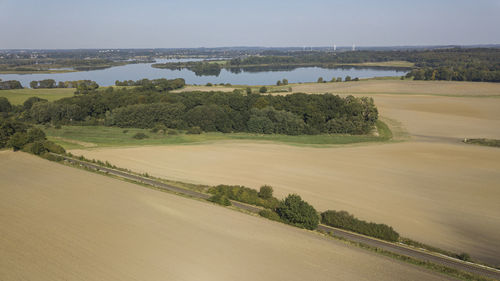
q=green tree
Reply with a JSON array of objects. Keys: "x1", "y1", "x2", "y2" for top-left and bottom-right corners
[
  {"x1": 245, "y1": 87, "x2": 252, "y2": 94},
  {"x1": 26, "y1": 127, "x2": 46, "y2": 143},
  {"x1": 317, "y1": 77, "x2": 324, "y2": 83},
  {"x1": 259, "y1": 86, "x2": 268, "y2": 93},
  {"x1": 30, "y1": 81, "x2": 39, "y2": 88},
  {"x1": 258, "y1": 185, "x2": 274, "y2": 199},
  {"x1": 345, "y1": 76, "x2": 352, "y2": 82},
  {"x1": 23, "y1": 96, "x2": 47, "y2": 110},
  {"x1": 0, "y1": 97, "x2": 12, "y2": 112},
  {"x1": 7, "y1": 132, "x2": 29, "y2": 151},
  {"x1": 276, "y1": 194, "x2": 319, "y2": 230},
  {"x1": 336, "y1": 77, "x2": 342, "y2": 82},
  {"x1": 276, "y1": 80, "x2": 282, "y2": 86},
  {"x1": 282, "y1": 78, "x2": 288, "y2": 85}
]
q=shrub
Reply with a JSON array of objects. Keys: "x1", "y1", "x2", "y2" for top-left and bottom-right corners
[
  {"x1": 22, "y1": 141, "x2": 46, "y2": 155},
  {"x1": 259, "y1": 209, "x2": 281, "y2": 222},
  {"x1": 259, "y1": 86, "x2": 267, "y2": 93},
  {"x1": 42, "y1": 140, "x2": 66, "y2": 154},
  {"x1": 26, "y1": 127, "x2": 46, "y2": 143},
  {"x1": 206, "y1": 83, "x2": 213, "y2": 87},
  {"x1": 167, "y1": 129, "x2": 179, "y2": 135},
  {"x1": 7, "y1": 132, "x2": 29, "y2": 151},
  {"x1": 258, "y1": 185, "x2": 274, "y2": 199},
  {"x1": 456, "y1": 252, "x2": 471, "y2": 262},
  {"x1": 186, "y1": 126, "x2": 202, "y2": 134},
  {"x1": 122, "y1": 130, "x2": 129, "y2": 133},
  {"x1": 208, "y1": 185, "x2": 279, "y2": 209},
  {"x1": 321, "y1": 210, "x2": 399, "y2": 242},
  {"x1": 276, "y1": 194, "x2": 319, "y2": 230},
  {"x1": 132, "y1": 132, "x2": 149, "y2": 139},
  {"x1": 208, "y1": 193, "x2": 231, "y2": 206},
  {"x1": 246, "y1": 87, "x2": 252, "y2": 94}
]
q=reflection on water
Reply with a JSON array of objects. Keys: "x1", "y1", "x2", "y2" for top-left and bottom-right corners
[{"x1": 0, "y1": 58, "x2": 407, "y2": 87}]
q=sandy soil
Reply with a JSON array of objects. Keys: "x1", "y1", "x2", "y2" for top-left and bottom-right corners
[
  {"x1": 0, "y1": 151, "x2": 450, "y2": 281},
  {"x1": 70, "y1": 92, "x2": 500, "y2": 265},
  {"x1": 291, "y1": 80, "x2": 500, "y2": 96}
]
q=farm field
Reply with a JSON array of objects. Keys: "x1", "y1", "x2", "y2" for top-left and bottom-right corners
[
  {"x1": 290, "y1": 80, "x2": 500, "y2": 97},
  {"x1": 69, "y1": 89, "x2": 500, "y2": 265},
  {"x1": 172, "y1": 80, "x2": 500, "y2": 97},
  {"x1": 0, "y1": 151, "x2": 450, "y2": 281},
  {"x1": 0, "y1": 88, "x2": 74, "y2": 104}
]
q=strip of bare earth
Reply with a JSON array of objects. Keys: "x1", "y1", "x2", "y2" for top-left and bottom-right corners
[{"x1": 51, "y1": 153, "x2": 500, "y2": 280}]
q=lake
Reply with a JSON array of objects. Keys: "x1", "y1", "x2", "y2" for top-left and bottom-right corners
[{"x1": 0, "y1": 59, "x2": 407, "y2": 87}]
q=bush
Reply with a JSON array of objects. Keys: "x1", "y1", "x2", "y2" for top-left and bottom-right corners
[
  {"x1": 259, "y1": 86, "x2": 267, "y2": 93},
  {"x1": 7, "y1": 132, "x2": 29, "y2": 151},
  {"x1": 208, "y1": 185, "x2": 279, "y2": 209},
  {"x1": 26, "y1": 127, "x2": 46, "y2": 143},
  {"x1": 206, "y1": 83, "x2": 213, "y2": 87},
  {"x1": 321, "y1": 210, "x2": 399, "y2": 242},
  {"x1": 456, "y1": 253, "x2": 471, "y2": 262},
  {"x1": 42, "y1": 140, "x2": 66, "y2": 154},
  {"x1": 0, "y1": 97, "x2": 12, "y2": 112},
  {"x1": 186, "y1": 126, "x2": 202, "y2": 134},
  {"x1": 259, "y1": 209, "x2": 281, "y2": 222},
  {"x1": 208, "y1": 193, "x2": 231, "y2": 206},
  {"x1": 258, "y1": 185, "x2": 274, "y2": 199},
  {"x1": 167, "y1": 129, "x2": 179, "y2": 135},
  {"x1": 132, "y1": 132, "x2": 149, "y2": 139},
  {"x1": 276, "y1": 194, "x2": 319, "y2": 230}
]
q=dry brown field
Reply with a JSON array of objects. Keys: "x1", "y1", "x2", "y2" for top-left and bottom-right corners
[
  {"x1": 70, "y1": 83, "x2": 500, "y2": 265},
  {"x1": 0, "y1": 151, "x2": 451, "y2": 281},
  {"x1": 290, "y1": 80, "x2": 500, "y2": 97}
]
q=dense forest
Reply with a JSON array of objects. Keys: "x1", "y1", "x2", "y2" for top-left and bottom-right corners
[{"x1": 1, "y1": 78, "x2": 378, "y2": 135}]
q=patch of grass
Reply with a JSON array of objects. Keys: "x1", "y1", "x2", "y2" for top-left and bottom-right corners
[
  {"x1": 327, "y1": 233, "x2": 496, "y2": 281},
  {"x1": 44, "y1": 122, "x2": 393, "y2": 150},
  {"x1": 0, "y1": 88, "x2": 75, "y2": 105},
  {"x1": 464, "y1": 138, "x2": 500, "y2": 148}
]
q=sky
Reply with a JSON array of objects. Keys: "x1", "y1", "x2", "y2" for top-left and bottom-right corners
[{"x1": 1, "y1": 0, "x2": 500, "y2": 49}]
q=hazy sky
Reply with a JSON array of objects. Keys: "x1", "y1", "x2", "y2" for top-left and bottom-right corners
[{"x1": 1, "y1": 0, "x2": 500, "y2": 49}]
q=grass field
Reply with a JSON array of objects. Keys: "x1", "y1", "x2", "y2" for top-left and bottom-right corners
[
  {"x1": 0, "y1": 88, "x2": 75, "y2": 104},
  {"x1": 44, "y1": 121, "x2": 392, "y2": 150},
  {"x1": 0, "y1": 151, "x2": 449, "y2": 281}
]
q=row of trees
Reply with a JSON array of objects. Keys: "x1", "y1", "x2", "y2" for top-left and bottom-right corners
[
  {"x1": 114, "y1": 78, "x2": 185, "y2": 91},
  {"x1": 321, "y1": 210, "x2": 400, "y2": 242},
  {"x1": 29, "y1": 79, "x2": 100, "y2": 89}
]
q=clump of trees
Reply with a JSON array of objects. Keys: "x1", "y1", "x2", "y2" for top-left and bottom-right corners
[
  {"x1": 24, "y1": 89, "x2": 378, "y2": 135},
  {"x1": 276, "y1": 194, "x2": 319, "y2": 230},
  {"x1": 208, "y1": 185, "x2": 280, "y2": 209},
  {"x1": 0, "y1": 118, "x2": 65, "y2": 157},
  {"x1": 321, "y1": 210, "x2": 400, "y2": 242},
  {"x1": 0, "y1": 80, "x2": 23, "y2": 90}
]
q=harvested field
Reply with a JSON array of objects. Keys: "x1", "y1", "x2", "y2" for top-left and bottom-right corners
[
  {"x1": 0, "y1": 151, "x2": 450, "y2": 281},
  {"x1": 70, "y1": 91, "x2": 500, "y2": 265},
  {"x1": 71, "y1": 141, "x2": 500, "y2": 266},
  {"x1": 290, "y1": 80, "x2": 500, "y2": 97}
]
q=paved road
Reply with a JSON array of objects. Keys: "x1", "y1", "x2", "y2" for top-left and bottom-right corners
[{"x1": 60, "y1": 155, "x2": 500, "y2": 280}]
